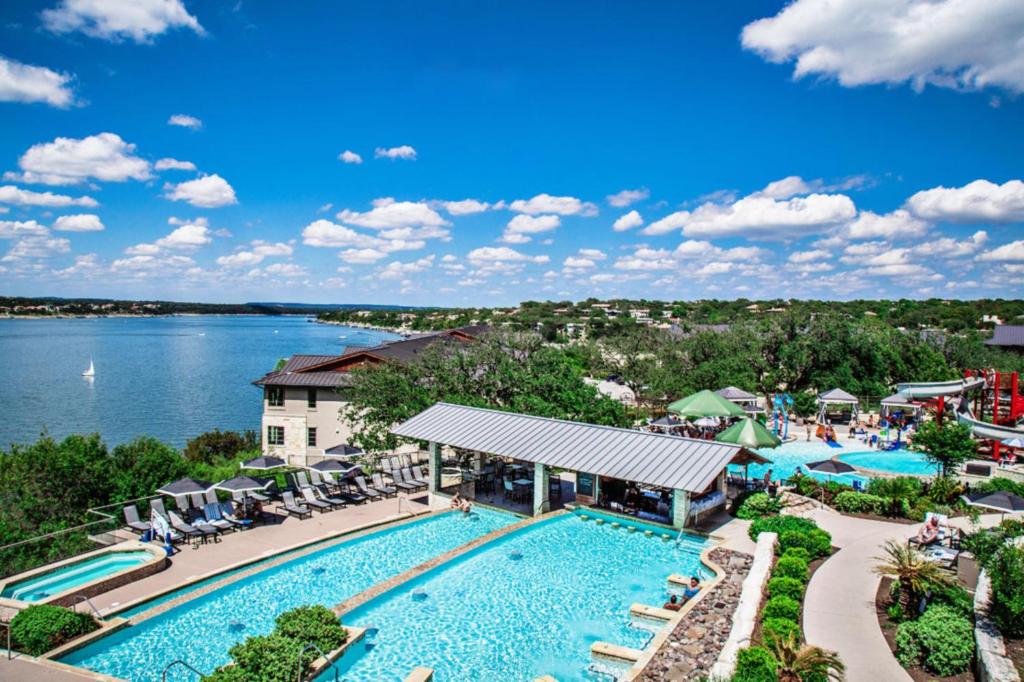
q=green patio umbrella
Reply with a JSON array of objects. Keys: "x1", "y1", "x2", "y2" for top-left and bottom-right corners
[
  {"x1": 715, "y1": 417, "x2": 783, "y2": 449},
  {"x1": 668, "y1": 389, "x2": 747, "y2": 418}
]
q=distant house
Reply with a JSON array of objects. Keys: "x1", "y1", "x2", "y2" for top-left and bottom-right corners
[
  {"x1": 252, "y1": 325, "x2": 486, "y2": 465},
  {"x1": 985, "y1": 325, "x2": 1024, "y2": 353}
]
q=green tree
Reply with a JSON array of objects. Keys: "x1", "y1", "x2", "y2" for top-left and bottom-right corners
[
  {"x1": 183, "y1": 429, "x2": 258, "y2": 464},
  {"x1": 109, "y1": 436, "x2": 188, "y2": 502},
  {"x1": 910, "y1": 421, "x2": 976, "y2": 477}
]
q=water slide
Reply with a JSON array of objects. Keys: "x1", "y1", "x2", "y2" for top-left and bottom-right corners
[
  {"x1": 895, "y1": 377, "x2": 986, "y2": 400},
  {"x1": 955, "y1": 403, "x2": 1024, "y2": 440}
]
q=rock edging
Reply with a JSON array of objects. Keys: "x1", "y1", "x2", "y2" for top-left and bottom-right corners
[{"x1": 975, "y1": 570, "x2": 1021, "y2": 682}]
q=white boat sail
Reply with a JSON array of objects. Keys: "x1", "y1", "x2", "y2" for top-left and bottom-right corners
[{"x1": 82, "y1": 358, "x2": 95, "y2": 377}]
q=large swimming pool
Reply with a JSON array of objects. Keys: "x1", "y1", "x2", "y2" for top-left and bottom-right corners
[
  {"x1": 838, "y1": 449, "x2": 940, "y2": 477},
  {"x1": 61, "y1": 510, "x2": 516, "y2": 680},
  {"x1": 323, "y1": 511, "x2": 708, "y2": 682},
  {"x1": 729, "y1": 440, "x2": 870, "y2": 485}
]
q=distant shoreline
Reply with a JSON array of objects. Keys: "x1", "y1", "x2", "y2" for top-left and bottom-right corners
[
  {"x1": 315, "y1": 318, "x2": 412, "y2": 335},
  {"x1": 0, "y1": 313, "x2": 316, "y2": 320}
]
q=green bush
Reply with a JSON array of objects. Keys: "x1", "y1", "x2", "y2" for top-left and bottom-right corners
[
  {"x1": 988, "y1": 544, "x2": 1024, "y2": 636},
  {"x1": 774, "y1": 555, "x2": 809, "y2": 583},
  {"x1": 928, "y1": 583, "x2": 973, "y2": 619},
  {"x1": 834, "y1": 491, "x2": 886, "y2": 515},
  {"x1": 973, "y1": 477, "x2": 1024, "y2": 497},
  {"x1": 916, "y1": 605, "x2": 974, "y2": 676},
  {"x1": 961, "y1": 518, "x2": 1024, "y2": 569},
  {"x1": 273, "y1": 605, "x2": 347, "y2": 652},
  {"x1": 734, "y1": 645, "x2": 778, "y2": 682},
  {"x1": 735, "y1": 492, "x2": 783, "y2": 520},
  {"x1": 778, "y1": 528, "x2": 832, "y2": 559},
  {"x1": 867, "y1": 476, "x2": 923, "y2": 501},
  {"x1": 894, "y1": 620, "x2": 923, "y2": 668},
  {"x1": 748, "y1": 515, "x2": 817, "y2": 542},
  {"x1": 761, "y1": 595, "x2": 801, "y2": 622},
  {"x1": 781, "y1": 546, "x2": 810, "y2": 563},
  {"x1": 767, "y1": 576, "x2": 805, "y2": 602},
  {"x1": 9, "y1": 604, "x2": 97, "y2": 656},
  {"x1": 200, "y1": 667, "x2": 250, "y2": 682},
  {"x1": 224, "y1": 634, "x2": 307, "y2": 681},
  {"x1": 761, "y1": 617, "x2": 801, "y2": 649}
]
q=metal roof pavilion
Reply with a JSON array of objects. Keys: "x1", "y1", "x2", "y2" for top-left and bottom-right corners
[{"x1": 391, "y1": 402, "x2": 768, "y2": 493}]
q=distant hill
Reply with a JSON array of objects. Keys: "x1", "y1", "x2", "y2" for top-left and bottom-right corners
[{"x1": 0, "y1": 297, "x2": 425, "y2": 317}]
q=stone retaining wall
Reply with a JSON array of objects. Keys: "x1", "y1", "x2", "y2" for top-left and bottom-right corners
[{"x1": 974, "y1": 570, "x2": 1021, "y2": 682}]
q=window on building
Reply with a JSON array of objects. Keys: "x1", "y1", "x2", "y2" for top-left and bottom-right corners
[
  {"x1": 267, "y1": 425, "x2": 284, "y2": 445},
  {"x1": 307, "y1": 427, "x2": 317, "y2": 447},
  {"x1": 307, "y1": 389, "x2": 317, "y2": 408},
  {"x1": 267, "y1": 386, "x2": 284, "y2": 407}
]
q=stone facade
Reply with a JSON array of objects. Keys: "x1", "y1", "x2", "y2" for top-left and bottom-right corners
[{"x1": 261, "y1": 387, "x2": 351, "y2": 466}]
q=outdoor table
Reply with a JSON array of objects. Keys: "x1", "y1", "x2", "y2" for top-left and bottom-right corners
[{"x1": 922, "y1": 545, "x2": 958, "y2": 569}]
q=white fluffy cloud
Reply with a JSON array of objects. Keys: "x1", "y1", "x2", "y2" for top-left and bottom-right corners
[
  {"x1": 374, "y1": 145, "x2": 417, "y2": 160},
  {"x1": 302, "y1": 220, "x2": 381, "y2": 249},
  {"x1": 612, "y1": 210, "x2": 643, "y2": 232},
  {"x1": 2, "y1": 234, "x2": 71, "y2": 261},
  {"x1": 499, "y1": 214, "x2": 560, "y2": 244},
  {"x1": 0, "y1": 220, "x2": 48, "y2": 238},
  {"x1": 339, "y1": 248, "x2": 388, "y2": 264},
  {"x1": 168, "y1": 113, "x2": 202, "y2": 129},
  {"x1": 111, "y1": 254, "x2": 195, "y2": 272},
  {"x1": 742, "y1": 0, "x2": 1024, "y2": 94},
  {"x1": 164, "y1": 174, "x2": 237, "y2": 208},
  {"x1": 913, "y1": 230, "x2": 988, "y2": 257},
  {"x1": 338, "y1": 150, "x2": 362, "y2": 164},
  {"x1": 378, "y1": 256, "x2": 435, "y2": 280},
  {"x1": 906, "y1": 179, "x2": 1024, "y2": 223},
  {"x1": 466, "y1": 247, "x2": 550, "y2": 264},
  {"x1": 154, "y1": 158, "x2": 196, "y2": 171},
  {"x1": 977, "y1": 240, "x2": 1024, "y2": 261},
  {"x1": 442, "y1": 199, "x2": 494, "y2": 215},
  {"x1": 262, "y1": 263, "x2": 306, "y2": 278},
  {"x1": 337, "y1": 198, "x2": 449, "y2": 230},
  {"x1": 606, "y1": 188, "x2": 649, "y2": 207},
  {"x1": 846, "y1": 209, "x2": 930, "y2": 240},
  {"x1": 0, "y1": 56, "x2": 75, "y2": 107},
  {"x1": 0, "y1": 185, "x2": 97, "y2": 207},
  {"x1": 578, "y1": 248, "x2": 607, "y2": 260},
  {"x1": 758, "y1": 176, "x2": 814, "y2": 200},
  {"x1": 43, "y1": 0, "x2": 204, "y2": 43},
  {"x1": 217, "y1": 240, "x2": 293, "y2": 268},
  {"x1": 509, "y1": 193, "x2": 598, "y2": 217},
  {"x1": 17, "y1": 133, "x2": 151, "y2": 185},
  {"x1": 563, "y1": 256, "x2": 597, "y2": 269},
  {"x1": 156, "y1": 219, "x2": 211, "y2": 249},
  {"x1": 53, "y1": 213, "x2": 103, "y2": 232},
  {"x1": 788, "y1": 249, "x2": 830, "y2": 263}
]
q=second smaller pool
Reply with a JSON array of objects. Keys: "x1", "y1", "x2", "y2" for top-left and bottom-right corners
[
  {"x1": 1, "y1": 550, "x2": 154, "y2": 603},
  {"x1": 838, "y1": 449, "x2": 939, "y2": 477}
]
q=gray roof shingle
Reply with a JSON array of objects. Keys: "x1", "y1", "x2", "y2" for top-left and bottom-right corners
[{"x1": 986, "y1": 325, "x2": 1024, "y2": 347}]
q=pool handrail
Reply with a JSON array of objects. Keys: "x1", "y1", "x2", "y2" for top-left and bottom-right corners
[
  {"x1": 69, "y1": 594, "x2": 103, "y2": 619},
  {"x1": 295, "y1": 641, "x2": 340, "y2": 682},
  {"x1": 161, "y1": 658, "x2": 205, "y2": 681}
]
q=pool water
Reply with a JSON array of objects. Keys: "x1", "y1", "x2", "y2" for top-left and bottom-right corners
[
  {"x1": 323, "y1": 511, "x2": 708, "y2": 682},
  {"x1": 1, "y1": 551, "x2": 153, "y2": 603},
  {"x1": 61, "y1": 510, "x2": 516, "y2": 680},
  {"x1": 838, "y1": 449, "x2": 940, "y2": 477},
  {"x1": 729, "y1": 440, "x2": 870, "y2": 486}
]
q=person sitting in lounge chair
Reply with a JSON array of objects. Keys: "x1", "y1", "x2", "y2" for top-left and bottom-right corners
[
  {"x1": 915, "y1": 515, "x2": 941, "y2": 545},
  {"x1": 683, "y1": 577, "x2": 701, "y2": 601},
  {"x1": 663, "y1": 594, "x2": 682, "y2": 612}
]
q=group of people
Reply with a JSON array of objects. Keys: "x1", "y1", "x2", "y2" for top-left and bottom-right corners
[
  {"x1": 450, "y1": 492, "x2": 473, "y2": 514},
  {"x1": 662, "y1": 576, "x2": 702, "y2": 611}
]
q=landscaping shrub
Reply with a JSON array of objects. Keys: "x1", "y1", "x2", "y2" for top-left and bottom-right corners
[
  {"x1": 748, "y1": 515, "x2": 817, "y2": 542},
  {"x1": 988, "y1": 544, "x2": 1024, "y2": 636},
  {"x1": 735, "y1": 492, "x2": 783, "y2": 520},
  {"x1": 774, "y1": 555, "x2": 809, "y2": 583},
  {"x1": 780, "y1": 546, "x2": 810, "y2": 563},
  {"x1": 761, "y1": 595, "x2": 801, "y2": 622},
  {"x1": 928, "y1": 583, "x2": 973, "y2": 619},
  {"x1": 761, "y1": 617, "x2": 801, "y2": 649},
  {"x1": 916, "y1": 605, "x2": 974, "y2": 676},
  {"x1": 767, "y1": 576, "x2": 805, "y2": 602},
  {"x1": 778, "y1": 528, "x2": 832, "y2": 559},
  {"x1": 867, "y1": 476, "x2": 923, "y2": 501},
  {"x1": 273, "y1": 604, "x2": 347, "y2": 652},
  {"x1": 200, "y1": 667, "x2": 249, "y2": 682},
  {"x1": 961, "y1": 518, "x2": 1024, "y2": 569},
  {"x1": 973, "y1": 477, "x2": 1024, "y2": 498},
  {"x1": 225, "y1": 634, "x2": 308, "y2": 681},
  {"x1": 894, "y1": 620, "x2": 923, "y2": 668},
  {"x1": 834, "y1": 491, "x2": 886, "y2": 515},
  {"x1": 734, "y1": 645, "x2": 778, "y2": 682},
  {"x1": 9, "y1": 604, "x2": 97, "y2": 656}
]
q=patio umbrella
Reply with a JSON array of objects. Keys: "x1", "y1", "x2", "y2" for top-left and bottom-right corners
[
  {"x1": 214, "y1": 475, "x2": 273, "y2": 494},
  {"x1": 963, "y1": 491, "x2": 1024, "y2": 516},
  {"x1": 156, "y1": 477, "x2": 212, "y2": 497},
  {"x1": 324, "y1": 443, "x2": 364, "y2": 458},
  {"x1": 241, "y1": 455, "x2": 287, "y2": 470},
  {"x1": 668, "y1": 390, "x2": 747, "y2": 418},
  {"x1": 694, "y1": 416, "x2": 720, "y2": 428},
  {"x1": 716, "y1": 418, "x2": 782, "y2": 450},
  {"x1": 307, "y1": 460, "x2": 360, "y2": 479},
  {"x1": 1001, "y1": 437, "x2": 1024, "y2": 449},
  {"x1": 805, "y1": 460, "x2": 857, "y2": 476}
]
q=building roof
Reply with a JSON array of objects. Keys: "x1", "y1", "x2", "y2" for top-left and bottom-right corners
[
  {"x1": 278, "y1": 354, "x2": 340, "y2": 373},
  {"x1": 817, "y1": 388, "x2": 859, "y2": 404},
  {"x1": 716, "y1": 386, "x2": 758, "y2": 401},
  {"x1": 880, "y1": 393, "x2": 919, "y2": 408},
  {"x1": 985, "y1": 325, "x2": 1024, "y2": 347},
  {"x1": 391, "y1": 402, "x2": 768, "y2": 493}
]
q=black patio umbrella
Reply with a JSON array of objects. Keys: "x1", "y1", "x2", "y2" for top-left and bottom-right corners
[
  {"x1": 214, "y1": 476, "x2": 273, "y2": 494},
  {"x1": 805, "y1": 460, "x2": 857, "y2": 476},
  {"x1": 963, "y1": 491, "x2": 1024, "y2": 516},
  {"x1": 307, "y1": 460, "x2": 360, "y2": 479},
  {"x1": 241, "y1": 455, "x2": 287, "y2": 470},
  {"x1": 324, "y1": 444, "x2": 364, "y2": 458},
  {"x1": 156, "y1": 477, "x2": 212, "y2": 497}
]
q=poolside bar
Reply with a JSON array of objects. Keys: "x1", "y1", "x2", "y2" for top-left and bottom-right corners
[{"x1": 392, "y1": 402, "x2": 770, "y2": 528}]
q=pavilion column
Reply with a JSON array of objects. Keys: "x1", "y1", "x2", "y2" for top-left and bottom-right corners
[
  {"x1": 428, "y1": 442, "x2": 442, "y2": 494},
  {"x1": 533, "y1": 462, "x2": 550, "y2": 515},
  {"x1": 672, "y1": 488, "x2": 691, "y2": 529}
]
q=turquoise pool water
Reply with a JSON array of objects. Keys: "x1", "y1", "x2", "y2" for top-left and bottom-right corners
[
  {"x1": 61, "y1": 510, "x2": 516, "y2": 680},
  {"x1": 728, "y1": 440, "x2": 871, "y2": 486},
  {"x1": 1, "y1": 551, "x2": 153, "y2": 603},
  {"x1": 838, "y1": 449, "x2": 939, "y2": 476},
  {"x1": 321, "y1": 510, "x2": 708, "y2": 682}
]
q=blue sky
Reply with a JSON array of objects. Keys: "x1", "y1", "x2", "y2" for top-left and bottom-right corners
[{"x1": 1, "y1": 0, "x2": 1023, "y2": 306}]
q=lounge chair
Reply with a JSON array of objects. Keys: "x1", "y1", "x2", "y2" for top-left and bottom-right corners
[
  {"x1": 402, "y1": 467, "x2": 428, "y2": 490},
  {"x1": 295, "y1": 471, "x2": 314, "y2": 490},
  {"x1": 300, "y1": 487, "x2": 333, "y2": 513},
  {"x1": 219, "y1": 502, "x2": 252, "y2": 529},
  {"x1": 151, "y1": 498, "x2": 171, "y2": 521},
  {"x1": 281, "y1": 491, "x2": 312, "y2": 519},
  {"x1": 371, "y1": 473, "x2": 397, "y2": 497},
  {"x1": 202, "y1": 503, "x2": 235, "y2": 532},
  {"x1": 123, "y1": 504, "x2": 152, "y2": 534},
  {"x1": 336, "y1": 485, "x2": 367, "y2": 505},
  {"x1": 189, "y1": 493, "x2": 207, "y2": 515},
  {"x1": 353, "y1": 476, "x2": 383, "y2": 500},
  {"x1": 389, "y1": 468, "x2": 420, "y2": 492},
  {"x1": 312, "y1": 485, "x2": 348, "y2": 509},
  {"x1": 168, "y1": 511, "x2": 219, "y2": 544},
  {"x1": 204, "y1": 490, "x2": 219, "y2": 506}
]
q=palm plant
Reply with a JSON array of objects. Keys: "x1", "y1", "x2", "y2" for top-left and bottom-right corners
[
  {"x1": 768, "y1": 633, "x2": 846, "y2": 681},
  {"x1": 873, "y1": 540, "x2": 953, "y2": 609}
]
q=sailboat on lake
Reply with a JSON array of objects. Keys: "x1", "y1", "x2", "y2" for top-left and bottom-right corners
[{"x1": 82, "y1": 358, "x2": 95, "y2": 377}]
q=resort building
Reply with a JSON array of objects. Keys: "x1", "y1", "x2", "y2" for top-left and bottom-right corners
[
  {"x1": 985, "y1": 324, "x2": 1024, "y2": 353},
  {"x1": 252, "y1": 326, "x2": 484, "y2": 465}
]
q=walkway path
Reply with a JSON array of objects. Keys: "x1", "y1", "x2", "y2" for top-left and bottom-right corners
[{"x1": 801, "y1": 508, "x2": 1005, "y2": 682}]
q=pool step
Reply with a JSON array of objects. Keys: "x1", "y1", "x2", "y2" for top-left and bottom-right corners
[
  {"x1": 629, "y1": 602, "x2": 675, "y2": 621},
  {"x1": 590, "y1": 641, "x2": 644, "y2": 663},
  {"x1": 404, "y1": 666, "x2": 434, "y2": 682}
]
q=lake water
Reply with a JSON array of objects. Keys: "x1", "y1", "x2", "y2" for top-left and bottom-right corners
[{"x1": 0, "y1": 316, "x2": 400, "y2": 449}]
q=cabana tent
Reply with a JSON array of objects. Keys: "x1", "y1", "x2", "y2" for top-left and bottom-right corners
[
  {"x1": 716, "y1": 386, "x2": 759, "y2": 406},
  {"x1": 817, "y1": 388, "x2": 859, "y2": 423},
  {"x1": 880, "y1": 393, "x2": 922, "y2": 419}
]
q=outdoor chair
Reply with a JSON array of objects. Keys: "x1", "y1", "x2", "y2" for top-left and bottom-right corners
[
  {"x1": 503, "y1": 479, "x2": 516, "y2": 502},
  {"x1": 189, "y1": 492, "x2": 207, "y2": 514},
  {"x1": 151, "y1": 498, "x2": 172, "y2": 522},
  {"x1": 353, "y1": 476, "x2": 383, "y2": 500},
  {"x1": 309, "y1": 486, "x2": 346, "y2": 510},
  {"x1": 389, "y1": 468, "x2": 420, "y2": 492},
  {"x1": 402, "y1": 467, "x2": 428, "y2": 490},
  {"x1": 218, "y1": 502, "x2": 252, "y2": 530},
  {"x1": 416, "y1": 465, "x2": 432, "y2": 485},
  {"x1": 123, "y1": 504, "x2": 151, "y2": 534},
  {"x1": 389, "y1": 456, "x2": 402, "y2": 471},
  {"x1": 371, "y1": 473, "x2": 397, "y2": 497},
  {"x1": 201, "y1": 503, "x2": 235, "y2": 532},
  {"x1": 300, "y1": 487, "x2": 334, "y2": 513},
  {"x1": 309, "y1": 469, "x2": 333, "y2": 490},
  {"x1": 281, "y1": 491, "x2": 312, "y2": 519},
  {"x1": 168, "y1": 510, "x2": 219, "y2": 544},
  {"x1": 295, "y1": 471, "x2": 314, "y2": 489},
  {"x1": 204, "y1": 490, "x2": 219, "y2": 506}
]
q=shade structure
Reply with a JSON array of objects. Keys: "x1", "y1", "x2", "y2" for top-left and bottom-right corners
[
  {"x1": 694, "y1": 416, "x2": 720, "y2": 428},
  {"x1": 324, "y1": 443, "x2": 364, "y2": 458},
  {"x1": 307, "y1": 459, "x2": 359, "y2": 478},
  {"x1": 156, "y1": 477, "x2": 212, "y2": 497},
  {"x1": 715, "y1": 417, "x2": 782, "y2": 450},
  {"x1": 1001, "y1": 437, "x2": 1024, "y2": 449},
  {"x1": 805, "y1": 460, "x2": 857, "y2": 476},
  {"x1": 214, "y1": 475, "x2": 273, "y2": 494},
  {"x1": 241, "y1": 455, "x2": 286, "y2": 470},
  {"x1": 667, "y1": 390, "x2": 747, "y2": 418},
  {"x1": 649, "y1": 415, "x2": 683, "y2": 427},
  {"x1": 964, "y1": 491, "x2": 1024, "y2": 514},
  {"x1": 716, "y1": 386, "x2": 757, "y2": 402}
]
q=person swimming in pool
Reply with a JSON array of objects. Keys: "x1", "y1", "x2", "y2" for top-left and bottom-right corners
[
  {"x1": 450, "y1": 492, "x2": 462, "y2": 509},
  {"x1": 683, "y1": 576, "x2": 701, "y2": 600},
  {"x1": 459, "y1": 497, "x2": 472, "y2": 514},
  {"x1": 663, "y1": 594, "x2": 682, "y2": 611}
]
